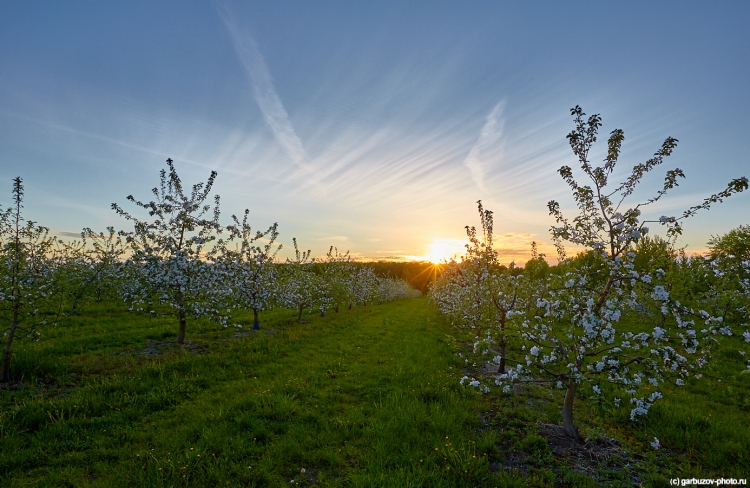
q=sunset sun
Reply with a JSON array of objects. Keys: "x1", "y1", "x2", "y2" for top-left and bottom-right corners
[{"x1": 421, "y1": 238, "x2": 467, "y2": 264}]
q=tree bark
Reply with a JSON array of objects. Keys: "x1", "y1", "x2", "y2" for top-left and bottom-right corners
[
  {"x1": 562, "y1": 378, "x2": 579, "y2": 439},
  {"x1": 177, "y1": 311, "x2": 186, "y2": 344},
  {"x1": 176, "y1": 289, "x2": 186, "y2": 344},
  {"x1": 498, "y1": 312, "x2": 507, "y2": 374},
  {"x1": 297, "y1": 304, "x2": 303, "y2": 323},
  {"x1": 253, "y1": 308, "x2": 260, "y2": 330},
  {"x1": 498, "y1": 337, "x2": 507, "y2": 374}
]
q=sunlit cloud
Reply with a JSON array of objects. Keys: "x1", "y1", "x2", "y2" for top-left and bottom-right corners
[
  {"x1": 492, "y1": 232, "x2": 556, "y2": 265},
  {"x1": 54, "y1": 231, "x2": 84, "y2": 238}
]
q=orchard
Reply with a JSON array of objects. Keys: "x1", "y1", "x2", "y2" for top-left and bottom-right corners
[{"x1": 1, "y1": 108, "x2": 748, "y2": 486}]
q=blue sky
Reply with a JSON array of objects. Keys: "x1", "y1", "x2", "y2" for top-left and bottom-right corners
[{"x1": 1, "y1": 1, "x2": 748, "y2": 262}]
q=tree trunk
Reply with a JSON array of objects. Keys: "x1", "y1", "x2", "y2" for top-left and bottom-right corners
[
  {"x1": 297, "y1": 305, "x2": 303, "y2": 323},
  {"x1": 498, "y1": 337, "x2": 507, "y2": 374},
  {"x1": 1, "y1": 318, "x2": 19, "y2": 383},
  {"x1": 335, "y1": 304, "x2": 339, "y2": 313},
  {"x1": 498, "y1": 312, "x2": 507, "y2": 374},
  {"x1": 71, "y1": 299, "x2": 79, "y2": 316},
  {"x1": 176, "y1": 289, "x2": 186, "y2": 344},
  {"x1": 253, "y1": 308, "x2": 260, "y2": 330},
  {"x1": 348, "y1": 303, "x2": 352, "y2": 311},
  {"x1": 177, "y1": 311, "x2": 186, "y2": 344},
  {"x1": 562, "y1": 378, "x2": 579, "y2": 439}
]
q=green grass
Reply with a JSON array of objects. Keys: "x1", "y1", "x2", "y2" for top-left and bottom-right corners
[
  {"x1": 0, "y1": 299, "x2": 518, "y2": 487},
  {"x1": 1, "y1": 298, "x2": 748, "y2": 486}
]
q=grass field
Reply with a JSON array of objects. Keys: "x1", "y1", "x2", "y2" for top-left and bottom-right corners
[{"x1": 1, "y1": 297, "x2": 748, "y2": 486}]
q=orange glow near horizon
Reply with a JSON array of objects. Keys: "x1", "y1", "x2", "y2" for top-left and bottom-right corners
[
  {"x1": 406, "y1": 238, "x2": 468, "y2": 264},
  {"x1": 406, "y1": 236, "x2": 562, "y2": 266}
]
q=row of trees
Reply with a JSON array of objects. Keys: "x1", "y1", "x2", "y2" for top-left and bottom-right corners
[
  {"x1": 0, "y1": 160, "x2": 420, "y2": 383},
  {"x1": 430, "y1": 106, "x2": 749, "y2": 439}
]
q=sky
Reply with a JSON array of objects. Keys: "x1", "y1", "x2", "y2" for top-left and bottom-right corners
[{"x1": 1, "y1": 1, "x2": 748, "y2": 264}]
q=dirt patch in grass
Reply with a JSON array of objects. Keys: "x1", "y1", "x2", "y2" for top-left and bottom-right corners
[
  {"x1": 120, "y1": 328, "x2": 278, "y2": 357},
  {"x1": 127, "y1": 339, "x2": 209, "y2": 357},
  {"x1": 461, "y1": 345, "x2": 647, "y2": 485},
  {"x1": 538, "y1": 422, "x2": 642, "y2": 485},
  {"x1": 233, "y1": 328, "x2": 277, "y2": 338}
]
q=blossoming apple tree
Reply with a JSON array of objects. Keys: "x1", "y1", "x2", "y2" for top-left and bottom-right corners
[
  {"x1": 496, "y1": 106, "x2": 748, "y2": 438},
  {"x1": 430, "y1": 201, "x2": 527, "y2": 374},
  {"x1": 319, "y1": 247, "x2": 352, "y2": 315},
  {"x1": 279, "y1": 238, "x2": 320, "y2": 323},
  {"x1": 210, "y1": 210, "x2": 281, "y2": 330},
  {"x1": 0, "y1": 178, "x2": 63, "y2": 382},
  {"x1": 346, "y1": 265, "x2": 378, "y2": 309},
  {"x1": 60, "y1": 227, "x2": 126, "y2": 315},
  {"x1": 111, "y1": 158, "x2": 222, "y2": 344}
]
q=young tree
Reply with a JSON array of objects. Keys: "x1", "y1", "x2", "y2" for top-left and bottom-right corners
[
  {"x1": 498, "y1": 106, "x2": 748, "y2": 438},
  {"x1": 112, "y1": 159, "x2": 222, "y2": 344},
  {"x1": 211, "y1": 211, "x2": 281, "y2": 330},
  {"x1": 706, "y1": 227, "x2": 750, "y2": 326},
  {"x1": 320, "y1": 247, "x2": 352, "y2": 315},
  {"x1": 524, "y1": 242, "x2": 550, "y2": 281},
  {"x1": 60, "y1": 227, "x2": 126, "y2": 315},
  {"x1": 279, "y1": 238, "x2": 319, "y2": 323},
  {"x1": 707, "y1": 225, "x2": 750, "y2": 281},
  {"x1": 375, "y1": 276, "x2": 421, "y2": 302},
  {"x1": 430, "y1": 201, "x2": 525, "y2": 374},
  {"x1": 0, "y1": 178, "x2": 63, "y2": 382},
  {"x1": 665, "y1": 231, "x2": 750, "y2": 349},
  {"x1": 346, "y1": 265, "x2": 378, "y2": 309}
]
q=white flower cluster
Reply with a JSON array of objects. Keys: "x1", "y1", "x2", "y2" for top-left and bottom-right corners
[{"x1": 459, "y1": 375, "x2": 489, "y2": 393}]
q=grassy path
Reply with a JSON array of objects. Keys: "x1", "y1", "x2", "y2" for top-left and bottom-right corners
[{"x1": 1, "y1": 298, "x2": 512, "y2": 487}]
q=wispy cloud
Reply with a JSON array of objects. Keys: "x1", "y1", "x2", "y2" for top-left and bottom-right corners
[
  {"x1": 463, "y1": 100, "x2": 505, "y2": 193},
  {"x1": 54, "y1": 231, "x2": 84, "y2": 238},
  {"x1": 218, "y1": 9, "x2": 310, "y2": 173}
]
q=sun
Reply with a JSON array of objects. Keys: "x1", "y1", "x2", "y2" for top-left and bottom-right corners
[{"x1": 421, "y1": 238, "x2": 467, "y2": 264}]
